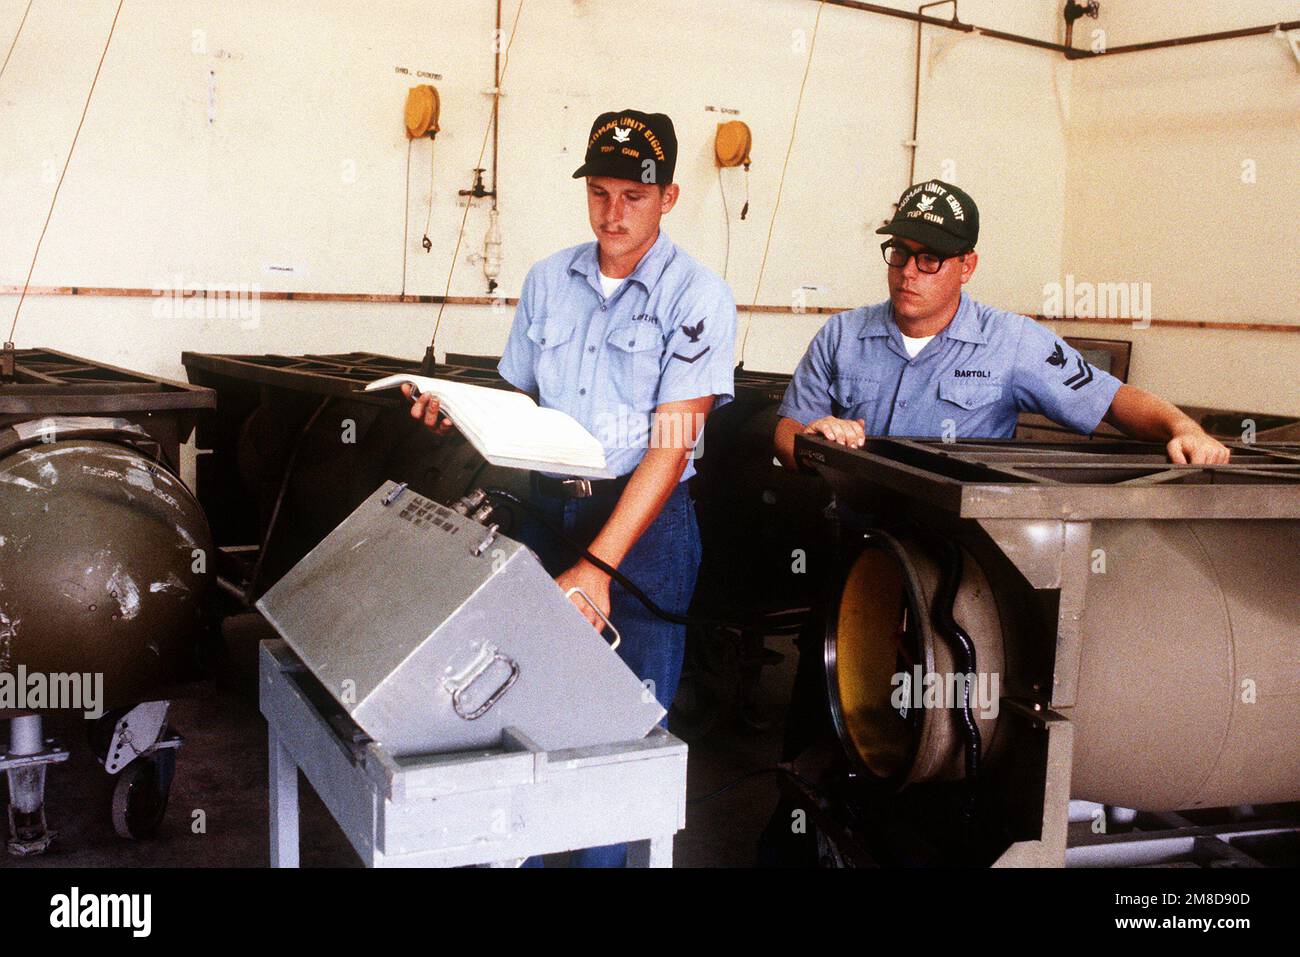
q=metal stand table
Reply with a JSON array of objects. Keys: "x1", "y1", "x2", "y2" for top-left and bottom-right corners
[{"x1": 260, "y1": 640, "x2": 687, "y2": 867}]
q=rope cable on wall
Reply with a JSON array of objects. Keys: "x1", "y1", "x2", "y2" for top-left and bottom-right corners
[
  {"x1": 422, "y1": 136, "x2": 437, "y2": 251},
  {"x1": 738, "y1": 0, "x2": 825, "y2": 367},
  {"x1": 401, "y1": 137, "x2": 413, "y2": 296},
  {"x1": 0, "y1": 0, "x2": 33, "y2": 85},
  {"x1": 7, "y1": 0, "x2": 125, "y2": 347},
  {"x1": 718, "y1": 165, "x2": 732, "y2": 280}
]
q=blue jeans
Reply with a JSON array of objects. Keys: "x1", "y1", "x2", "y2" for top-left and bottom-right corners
[{"x1": 517, "y1": 476, "x2": 701, "y2": 867}]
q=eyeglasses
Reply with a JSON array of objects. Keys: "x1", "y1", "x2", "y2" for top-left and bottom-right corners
[{"x1": 880, "y1": 240, "x2": 966, "y2": 274}]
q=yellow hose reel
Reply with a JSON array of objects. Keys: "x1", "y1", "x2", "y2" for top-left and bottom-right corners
[
  {"x1": 714, "y1": 120, "x2": 752, "y2": 168},
  {"x1": 405, "y1": 84, "x2": 441, "y2": 139}
]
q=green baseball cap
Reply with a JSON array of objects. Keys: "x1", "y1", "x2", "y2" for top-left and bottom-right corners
[{"x1": 877, "y1": 180, "x2": 979, "y2": 255}]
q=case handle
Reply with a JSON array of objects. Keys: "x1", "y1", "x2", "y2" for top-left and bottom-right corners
[
  {"x1": 565, "y1": 586, "x2": 621, "y2": 651},
  {"x1": 445, "y1": 645, "x2": 520, "y2": 721}
]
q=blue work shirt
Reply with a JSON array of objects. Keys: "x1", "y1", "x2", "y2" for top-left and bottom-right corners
[
  {"x1": 499, "y1": 229, "x2": 736, "y2": 480},
  {"x1": 778, "y1": 292, "x2": 1123, "y2": 439}
]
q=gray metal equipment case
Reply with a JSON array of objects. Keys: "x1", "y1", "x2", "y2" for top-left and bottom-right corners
[
  {"x1": 260, "y1": 640, "x2": 687, "y2": 867},
  {"x1": 256, "y1": 481, "x2": 665, "y2": 757}
]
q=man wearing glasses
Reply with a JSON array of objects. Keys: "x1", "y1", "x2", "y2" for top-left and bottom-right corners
[
  {"x1": 761, "y1": 181, "x2": 1229, "y2": 864},
  {"x1": 774, "y1": 179, "x2": 1229, "y2": 465}
]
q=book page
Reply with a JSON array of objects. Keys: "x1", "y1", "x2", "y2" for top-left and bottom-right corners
[{"x1": 363, "y1": 374, "x2": 611, "y2": 476}]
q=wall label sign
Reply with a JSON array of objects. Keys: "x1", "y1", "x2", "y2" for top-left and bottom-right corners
[
  {"x1": 395, "y1": 66, "x2": 444, "y2": 80},
  {"x1": 262, "y1": 263, "x2": 309, "y2": 278}
]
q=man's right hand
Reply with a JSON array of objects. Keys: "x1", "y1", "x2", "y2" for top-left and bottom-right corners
[
  {"x1": 402, "y1": 383, "x2": 456, "y2": 435},
  {"x1": 804, "y1": 416, "x2": 867, "y2": 448}
]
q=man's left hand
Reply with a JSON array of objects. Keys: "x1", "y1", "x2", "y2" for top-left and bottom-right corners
[
  {"x1": 556, "y1": 560, "x2": 613, "y2": 634},
  {"x1": 1167, "y1": 430, "x2": 1231, "y2": 465},
  {"x1": 1103, "y1": 385, "x2": 1232, "y2": 466}
]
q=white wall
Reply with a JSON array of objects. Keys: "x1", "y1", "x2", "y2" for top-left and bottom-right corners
[
  {"x1": 1061, "y1": 0, "x2": 1300, "y2": 415},
  {"x1": 0, "y1": 0, "x2": 1069, "y2": 375},
  {"x1": 1, "y1": 0, "x2": 1295, "y2": 416}
]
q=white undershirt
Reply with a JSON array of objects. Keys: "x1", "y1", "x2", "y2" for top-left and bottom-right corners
[
  {"x1": 598, "y1": 270, "x2": 624, "y2": 298},
  {"x1": 901, "y1": 333, "x2": 935, "y2": 358}
]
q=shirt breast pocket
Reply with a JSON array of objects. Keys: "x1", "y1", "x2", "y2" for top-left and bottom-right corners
[
  {"x1": 938, "y1": 379, "x2": 1003, "y2": 410},
  {"x1": 525, "y1": 317, "x2": 575, "y2": 398},
  {"x1": 605, "y1": 321, "x2": 663, "y2": 409},
  {"x1": 937, "y1": 378, "x2": 1005, "y2": 435},
  {"x1": 829, "y1": 376, "x2": 879, "y2": 421}
]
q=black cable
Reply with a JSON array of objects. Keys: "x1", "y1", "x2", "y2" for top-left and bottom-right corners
[
  {"x1": 245, "y1": 397, "x2": 333, "y2": 602},
  {"x1": 920, "y1": 529, "x2": 982, "y2": 830},
  {"x1": 932, "y1": 537, "x2": 981, "y2": 780}
]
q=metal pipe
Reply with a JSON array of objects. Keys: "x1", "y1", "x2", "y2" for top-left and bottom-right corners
[
  {"x1": 8, "y1": 714, "x2": 42, "y2": 756},
  {"x1": 977, "y1": 23, "x2": 1076, "y2": 55},
  {"x1": 7, "y1": 715, "x2": 46, "y2": 817},
  {"x1": 1098, "y1": 21, "x2": 1300, "y2": 57},
  {"x1": 822, "y1": 0, "x2": 977, "y2": 36},
  {"x1": 1062, "y1": 0, "x2": 1097, "y2": 59},
  {"x1": 908, "y1": 1, "x2": 958, "y2": 187},
  {"x1": 817, "y1": 0, "x2": 1299, "y2": 60},
  {"x1": 491, "y1": 0, "x2": 501, "y2": 209}
]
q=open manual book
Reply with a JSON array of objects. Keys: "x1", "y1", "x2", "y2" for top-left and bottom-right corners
[{"x1": 364, "y1": 374, "x2": 615, "y2": 479}]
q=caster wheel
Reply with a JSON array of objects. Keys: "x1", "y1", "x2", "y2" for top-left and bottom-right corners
[{"x1": 111, "y1": 747, "x2": 176, "y2": 840}]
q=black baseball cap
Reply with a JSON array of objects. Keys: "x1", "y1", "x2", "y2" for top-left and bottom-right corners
[
  {"x1": 876, "y1": 180, "x2": 979, "y2": 255},
  {"x1": 572, "y1": 109, "x2": 677, "y2": 185}
]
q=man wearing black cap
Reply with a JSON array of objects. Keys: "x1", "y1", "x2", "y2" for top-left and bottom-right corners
[
  {"x1": 761, "y1": 180, "x2": 1227, "y2": 865},
  {"x1": 409, "y1": 110, "x2": 736, "y2": 868},
  {"x1": 774, "y1": 179, "x2": 1229, "y2": 465}
]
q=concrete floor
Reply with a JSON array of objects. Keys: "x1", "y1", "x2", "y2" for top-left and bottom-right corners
[{"x1": 1, "y1": 632, "x2": 799, "y2": 869}]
